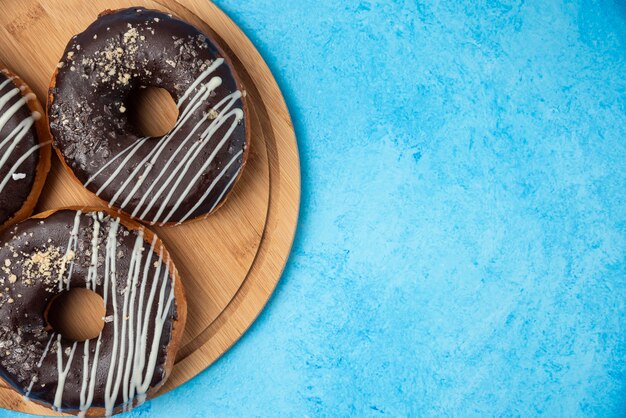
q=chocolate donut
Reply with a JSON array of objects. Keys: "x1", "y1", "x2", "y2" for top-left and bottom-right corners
[
  {"x1": 0, "y1": 69, "x2": 51, "y2": 230},
  {"x1": 0, "y1": 208, "x2": 186, "y2": 416},
  {"x1": 48, "y1": 8, "x2": 249, "y2": 226}
]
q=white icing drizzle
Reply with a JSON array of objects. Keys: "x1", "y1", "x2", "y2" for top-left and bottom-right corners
[
  {"x1": 37, "y1": 334, "x2": 56, "y2": 369},
  {"x1": 35, "y1": 214, "x2": 178, "y2": 416},
  {"x1": 130, "y1": 79, "x2": 227, "y2": 218},
  {"x1": 140, "y1": 91, "x2": 243, "y2": 224},
  {"x1": 85, "y1": 212, "x2": 101, "y2": 291},
  {"x1": 0, "y1": 141, "x2": 49, "y2": 194},
  {"x1": 0, "y1": 118, "x2": 35, "y2": 177},
  {"x1": 105, "y1": 228, "x2": 144, "y2": 414},
  {"x1": 0, "y1": 87, "x2": 19, "y2": 111},
  {"x1": 23, "y1": 332, "x2": 55, "y2": 400},
  {"x1": 0, "y1": 75, "x2": 46, "y2": 197},
  {"x1": 84, "y1": 58, "x2": 245, "y2": 223},
  {"x1": 106, "y1": 73, "x2": 223, "y2": 209},
  {"x1": 177, "y1": 149, "x2": 243, "y2": 224},
  {"x1": 0, "y1": 76, "x2": 16, "y2": 92},
  {"x1": 83, "y1": 136, "x2": 149, "y2": 188},
  {"x1": 177, "y1": 58, "x2": 224, "y2": 105},
  {"x1": 78, "y1": 213, "x2": 102, "y2": 416},
  {"x1": 103, "y1": 217, "x2": 121, "y2": 414},
  {"x1": 78, "y1": 332, "x2": 103, "y2": 417},
  {"x1": 127, "y1": 235, "x2": 160, "y2": 403},
  {"x1": 120, "y1": 234, "x2": 153, "y2": 403},
  {"x1": 53, "y1": 335, "x2": 78, "y2": 411},
  {"x1": 14, "y1": 213, "x2": 175, "y2": 416},
  {"x1": 56, "y1": 211, "x2": 82, "y2": 292}
]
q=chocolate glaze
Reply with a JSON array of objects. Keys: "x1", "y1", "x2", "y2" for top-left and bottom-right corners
[
  {"x1": 49, "y1": 8, "x2": 249, "y2": 225},
  {"x1": 0, "y1": 210, "x2": 178, "y2": 413},
  {"x1": 0, "y1": 72, "x2": 40, "y2": 226}
]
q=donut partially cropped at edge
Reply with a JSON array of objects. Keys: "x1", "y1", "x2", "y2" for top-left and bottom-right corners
[
  {"x1": 0, "y1": 207, "x2": 187, "y2": 416},
  {"x1": 0, "y1": 69, "x2": 51, "y2": 231},
  {"x1": 47, "y1": 7, "x2": 250, "y2": 226}
]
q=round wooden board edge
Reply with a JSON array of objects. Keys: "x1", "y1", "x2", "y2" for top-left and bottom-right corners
[
  {"x1": 155, "y1": 0, "x2": 301, "y2": 393},
  {"x1": 0, "y1": 0, "x2": 301, "y2": 415}
]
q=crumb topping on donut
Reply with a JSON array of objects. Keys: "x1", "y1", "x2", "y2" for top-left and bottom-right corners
[
  {"x1": 0, "y1": 324, "x2": 49, "y2": 385},
  {"x1": 49, "y1": 8, "x2": 249, "y2": 225},
  {"x1": 60, "y1": 18, "x2": 211, "y2": 90},
  {"x1": 0, "y1": 209, "x2": 180, "y2": 415}
]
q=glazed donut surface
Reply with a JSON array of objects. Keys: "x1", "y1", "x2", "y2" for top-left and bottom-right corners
[
  {"x1": 0, "y1": 70, "x2": 50, "y2": 229},
  {"x1": 48, "y1": 8, "x2": 249, "y2": 226},
  {"x1": 0, "y1": 208, "x2": 185, "y2": 416}
]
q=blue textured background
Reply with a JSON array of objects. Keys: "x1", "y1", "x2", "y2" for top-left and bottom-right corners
[{"x1": 4, "y1": 0, "x2": 626, "y2": 416}]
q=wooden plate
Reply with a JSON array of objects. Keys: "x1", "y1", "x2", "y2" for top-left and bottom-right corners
[{"x1": 0, "y1": 0, "x2": 300, "y2": 415}]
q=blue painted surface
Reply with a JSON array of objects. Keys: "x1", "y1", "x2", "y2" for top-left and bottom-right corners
[{"x1": 3, "y1": 0, "x2": 626, "y2": 416}]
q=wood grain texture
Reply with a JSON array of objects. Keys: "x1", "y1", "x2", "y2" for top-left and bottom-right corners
[{"x1": 0, "y1": 0, "x2": 300, "y2": 415}]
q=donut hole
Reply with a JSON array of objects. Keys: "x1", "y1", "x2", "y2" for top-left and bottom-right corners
[
  {"x1": 126, "y1": 86, "x2": 179, "y2": 137},
  {"x1": 46, "y1": 288, "x2": 106, "y2": 342}
]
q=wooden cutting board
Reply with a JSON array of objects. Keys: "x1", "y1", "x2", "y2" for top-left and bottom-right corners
[{"x1": 0, "y1": 0, "x2": 300, "y2": 415}]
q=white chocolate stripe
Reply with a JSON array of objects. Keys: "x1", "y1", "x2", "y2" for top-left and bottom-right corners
[
  {"x1": 78, "y1": 332, "x2": 102, "y2": 416},
  {"x1": 78, "y1": 214, "x2": 102, "y2": 416},
  {"x1": 64, "y1": 211, "x2": 82, "y2": 291},
  {"x1": 79, "y1": 330, "x2": 103, "y2": 416},
  {"x1": 136, "y1": 91, "x2": 242, "y2": 220},
  {"x1": 128, "y1": 235, "x2": 159, "y2": 403},
  {"x1": 79, "y1": 340, "x2": 90, "y2": 411},
  {"x1": 85, "y1": 58, "x2": 244, "y2": 224},
  {"x1": 105, "y1": 66, "x2": 224, "y2": 206},
  {"x1": 55, "y1": 211, "x2": 81, "y2": 292},
  {"x1": 92, "y1": 136, "x2": 150, "y2": 193},
  {"x1": 51, "y1": 213, "x2": 83, "y2": 415},
  {"x1": 85, "y1": 212, "x2": 101, "y2": 291},
  {"x1": 53, "y1": 336, "x2": 77, "y2": 411},
  {"x1": 0, "y1": 141, "x2": 50, "y2": 195},
  {"x1": 130, "y1": 248, "x2": 166, "y2": 402},
  {"x1": 37, "y1": 333, "x2": 56, "y2": 369},
  {"x1": 0, "y1": 80, "x2": 41, "y2": 197},
  {"x1": 0, "y1": 93, "x2": 35, "y2": 133},
  {"x1": 123, "y1": 234, "x2": 157, "y2": 403},
  {"x1": 130, "y1": 107, "x2": 216, "y2": 218},
  {"x1": 24, "y1": 332, "x2": 55, "y2": 400},
  {"x1": 0, "y1": 77, "x2": 15, "y2": 92},
  {"x1": 0, "y1": 88, "x2": 19, "y2": 113},
  {"x1": 47, "y1": 215, "x2": 175, "y2": 417},
  {"x1": 155, "y1": 101, "x2": 242, "y2": 223},
  {"x1": 209, "y1": 167, "x2": 242, "y2": 213},
  {"x1": 0, "y1": 118, "x2": 35, "y2": 175},
  {"x1": 0, "y1": 115, "x2": 31, "y2": 153},
  {"x1": 160, "y1": 107, "x2": 243, "y2": 224},
  {"x1": 111, "y1": 75, "x2": 223, "y2": 209},
  {"x1": 103, "y1": 218, "x2": 121, "y2": 414},
  {"x1": 84, "y1": 136, "x2": 148, "y2": 187},
  {"x1": 106, "y1": 229, "x2": 144, "y2": 413},
  {"x1": 139, "y1": 256, "x2": 174, "y2": 392},
  {"x1": 177, "y1": 149, "x2": 243, "y2": 224},
  {"x1": 136, "y1": 253, "x2": 171, "y2": 399},
  {"x1": 177, "y1": 58, "x2": 224, "y2": 106},
  {"x1": 132, "y1": 248, "x2": 164, "y2": 391}
]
